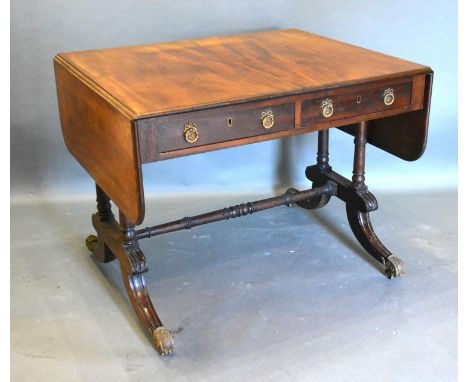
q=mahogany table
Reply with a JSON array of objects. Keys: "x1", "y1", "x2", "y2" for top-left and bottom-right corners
[{"x1": 54, "y1": 29, "x2": 433, "y2": 355}]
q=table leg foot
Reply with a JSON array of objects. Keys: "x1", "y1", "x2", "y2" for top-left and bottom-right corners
[
  {"x1": 153, "y1": 327, "x2": 175, "y2": 355},
  {"x1": 86, "y1": 234, "x2": 116, "y2": 263},
  {"x1": 85, "y1": 234, "x2": 98, "y2": 251},
  {"x1": 117, "y1": 246, "x2": 174, "y2": 355},
  {"x1": 346, "y1": 204, "x2": 405, "y2": 279},
  {"x1": 87, "y1": 202, "x2": 175, "y2": 355},
  {"x1": 384, "y1": 255, "x2": 405, "y2": 279}
]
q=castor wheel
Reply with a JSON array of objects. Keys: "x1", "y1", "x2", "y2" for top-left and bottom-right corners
[
  {"x1": 385, "y1": 255, "x2": 405, "y2": 279},
  {"x1": 86, "y1": 234, "x2": 115, "y2": 263},
  {"x1": 153, "y1": 327, "x2": 174, "y2": 355},
  {"x1": 85, "y1": 235, "x2": 98, "y2": 252}
]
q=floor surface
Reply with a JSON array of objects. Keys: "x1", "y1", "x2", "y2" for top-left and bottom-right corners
[{"x1": 11, "y1": 191, "x2": 458, "y2": 381}]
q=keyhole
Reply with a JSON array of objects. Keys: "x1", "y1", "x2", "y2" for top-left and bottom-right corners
[
  {"x1": 228, "y1": 118, "x2": 233, "y2": 127},
  {"x1": 356, "y1": 95, "x2": 362, "y2": 104}
]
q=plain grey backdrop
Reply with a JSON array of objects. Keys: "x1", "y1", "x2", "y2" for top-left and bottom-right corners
[
  {"x1": 10, "y1": 2, "x2": 458, "y2": 380},
  {"x1": 11, "y1": 0, "x2": 457, "y2": 199}
]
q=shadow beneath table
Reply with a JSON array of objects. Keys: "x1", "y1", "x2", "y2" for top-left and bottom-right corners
[
  {"x1": 273, "y1": 132, "x2": 386, "y2": 275},
  {"x1": 31, "y1": 199, "x2": 151, "y2": 350},
  {"x1": 305, "y1": 205, "x2": 386, "y2": 275}
]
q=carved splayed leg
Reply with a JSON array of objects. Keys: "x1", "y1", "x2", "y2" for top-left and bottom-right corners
[
  {"x1": 117, "y1": 213, "x2": 174, "y2": 355},
  {"x1": 346, "y1": 205, "x2": 405, "y2": 278},
  {"x1": 345, "y1": 121, "x2": 405, "y2": 278},
  {"x1": 85, "y1": 187, "x2": 174, "y2": 355},
  {"x1": 119, "y1": 249, "x2": 174, "y2": 354}
]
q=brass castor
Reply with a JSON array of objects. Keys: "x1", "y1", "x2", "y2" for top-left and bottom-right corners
[
  {"x1": 85, "y1": 235, "x2": 98, "y2": 252},
  {"x1": 153, "y1": 327, "x2": 174, "y2": 355},
  {"x1": 385, "y1": 255, "x2": 405, "y2": 279}
]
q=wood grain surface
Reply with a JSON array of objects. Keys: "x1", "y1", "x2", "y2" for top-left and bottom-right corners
[
  {"x1": 54, "y1": 28, "x2": 432, "y2": 225},
  {"x1": 54, "y1": 58, "x2": 145, "y2": 224},
  {"x1": 339, "y1": 72, "x2": 434, "y2": 161},
  {"x1": 56, "y1": 29, "x2": 430, "y2": 119}
]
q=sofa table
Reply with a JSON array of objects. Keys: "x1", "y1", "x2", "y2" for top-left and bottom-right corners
[{"x1": 54, "y1": 29, "x2": 433, "y2": 355}]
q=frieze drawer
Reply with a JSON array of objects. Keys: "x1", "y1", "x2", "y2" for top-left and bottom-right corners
[
  {"x1": 301, "y1": 80, "x2": 413, "y2": 127},
  {"x1": 156, "y1": 102, "x2": 295, "y2": 153}
]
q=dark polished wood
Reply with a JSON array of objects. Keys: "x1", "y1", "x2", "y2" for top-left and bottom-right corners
[
  {"x1": 339, "y1": 72, "x2": 433, "y2": 161},
  {"x1": 85, "y1": 184, "x2": 115, "y2": 263},
  {"x1": 136, "y1": 183, "x2": 336, "y2": 240},
  {"x1": 157, "y1": 101, "x2": 295, "y2": 153},
  {"x1": 305, "y1": 121, "x2": 404, "y2": 278},
  {"x1": 54, "y1": 29, "x2": 432, "y2": 354},
  {"x1": 346, "y1": 121, "x2": 404, "y2": 278},
  {"x1": 306, "y1": 166, "x2": 378, "y2": 213},
  {"x1": 287, "y1": 129, "x2": 332, "y2": 210},
  {"x1": 346, "y1": 206, "x2": 405, "y2": 279},
  {"x1": 301, "y1": 78, "x2": 412, "y2": 126},
  {"x1": 352, "y1": 121, "x2": 368, "y2": 186},
  {"x1": 317, "y1": 129, "x2": 330, "y2": 168},
  {"x1": 88, "y1": 210, "x2": 174, "y2": 355}
]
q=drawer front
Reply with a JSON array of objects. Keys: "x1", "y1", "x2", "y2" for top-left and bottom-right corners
[
  {"x1": 157, "y1": 102, "x2": 295, "y2": 152},
  {"x1": 301, "y1": 80, "x2": 412, "y2": 126}
]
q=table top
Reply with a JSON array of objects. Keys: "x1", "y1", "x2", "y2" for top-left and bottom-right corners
[
  {"x1": 55, "y1": 28, "x2": 429, "y2": 119},
  {"x1": 54, "y1": 29, "x2": 433, "y2": 225}
]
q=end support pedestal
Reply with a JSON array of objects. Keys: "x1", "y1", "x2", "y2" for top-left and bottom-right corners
[
  {"x1": 305, "y1": 123, "x2": 405, "y2": 278},
  {"x1": 86, "y1": 185, "x2": 174, "y2": 355}
]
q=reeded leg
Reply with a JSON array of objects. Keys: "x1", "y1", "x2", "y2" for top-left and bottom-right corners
[
  {"x1": 85, "y1": 184, "x2": 174, "y2": 355},
  {"x1": 346, "y1": 205, "x2": 405, "y2": 278},
  {"x1": 117, "y1": 212, "x2": 174, "y2": 355},
  {"x1": 346, "y1": 121, "x2": 405, "y2": 279},
  {"x1": 288, "y1": 129, "x2": 332, "y2": 209}
]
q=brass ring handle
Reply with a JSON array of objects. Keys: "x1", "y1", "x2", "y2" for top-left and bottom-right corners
[
  {"x1": 321, "y1": 99, "x2": 334, "y2": 118},
  {"x1": 261, "y1": 110, "x2": 275, "y2": 129},
  {"x1": 383, "y1": 88, "x2": 395, "y2": 106},
  {"x1": 183, "y1": 122, "x2": 199, "y2": 143}
]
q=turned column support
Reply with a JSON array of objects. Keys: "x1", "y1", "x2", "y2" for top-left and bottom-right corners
[
  {"x1": 96, "y1": 184, "x2": 113, "y2": 221},
  {"x1": 304, "y1": 122, "x2": 404, "y2": 278},
  {"x1": 287, "y1": 128, "x2": 332, "y2": 210},
  {"x1": 317, "y1": 128, "x2": 330, "y2": 170},
  {"x1": 346, "y1": 120, "x2": 404, "y2": 278},
  {"x1": 352, "y1": 121, "x2": 367, "y2": 187},
  {"x1": 86, "y1": 184, "x2": 116, "y2": 263}
]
